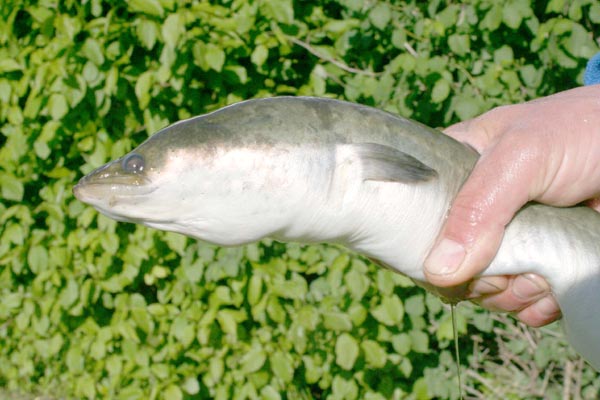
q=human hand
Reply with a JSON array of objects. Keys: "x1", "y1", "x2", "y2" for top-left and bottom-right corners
[{"x1": 424, "y1": 85, "x2": 600, "y2": 327}]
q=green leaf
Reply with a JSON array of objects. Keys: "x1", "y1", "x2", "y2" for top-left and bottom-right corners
[
  {"x1": 206, "y1": 357, "x2": 224, "y2": 385},
  {"x1": 60, "y1": 279, "x2": 80, "y2": 309},
  {"x1": 151, "y1": 363, "x2": 170, "y2": 380},
  {"x1": 164, "y1": 231, "x2": 186, "y2": 255},
  {"x1": 193, "y1": 42, "x2": 226, "y2": 72},
  {"x1": 48, "y1": 93, "x2": 69, "y2": 120},
  {"x1": 591, "y1": 3, "x2": 600, "y2": 24},
  {"x1": 90, "y1": 337, "x2": 106, "y2": 360},
  {"x1": 131, "y1": 307, "x2": 153, "y2": 334},
  {"x1": 545, "y1": 0, "x2": 565, "y2": 13},
  {"x1": 566, "y1": 23, "x2": 596, "y2": 58},
  {"x1": 437, "y1": 310, "x2": 467, "y2": 343},
  {"x1": 362, "y1": 340, "x2": 387, "y2": 368},
  {"x1": 494, "y1": 45, "x2": 514, "y2": 65},
  {"x1": 471, "y1": 310, "x2": 494, "y2": 332},
  {"x1": 56, "y1": 14, "x2": 80, "y2": 40},
  {"x1": 431, "y1": 79, "x2": 450, "y2": 103},
  {"x1": 553, "y1": 47, "x2": 578, "y2": 69},
  {"x1": 435, "y1": 5, "x2": 459, "y2": 28},
  {"x1": 261, "y1": 0, "x2": 294, "y2": 24},
  {"x1": 81, "y1": 38, "x2": 105, "y2": 66},
  {"x1": 247, "y1": 274, "x2": 263, "y2": 305},
  {"x1": 137, "y1": 18, "x2": 158, "y2": 49},
  {"x1": 409, "y1": 330, "x2": 429, "y2": 354},
  {"x1": 391, "y1": 29, "x2": 407, "y2": 49},
  {"x1": 76, "y1": 375, "x2": 96, "y2": 398},
  {"x1": 266, "y1": 297, "x2": 287, "y2": 323},
  {"x1": 161, "y1": 13, "x2": 184, "y2": 49},
  {"x1": 27, "y1": 245, "x2": 48, "y2": 273},
  {"x1": 335, "y1": 333, "x2": 359, "y2": 370},
  {"x1": 33, "y1": 140, "x2": 50, "y2": 160},
  {"x1": 324, "y1": 19, "x2": 360, "y2": 35},
  {"x1": 0, "y1": 59, "x2": 22, "y2": 73},
  {"x1": 117, "y1": 385, "x2": 144, "y2": 399},
  {"x1": 501, "y1": 70, "x2": 520, "y2": 92},
  {"x1": 296, "y1": 305, "x2": 319, "y2": 330},
  {"x1": 376, "y1": 270, "x2": 395, "y2": 295},
  {"x1": 519, "y1": 64, "x2": 541, "y2": 87},
  {"x1": 271, "y1": 276, "x2": 307, "y2": 300},
  {"x1": 302, "y1": 355, "x2": 321, "y2": 384},
  {"x1": 127, "y1": 0, "x2": 164, "y2": 17},
  {"x1": 182, "y1": 377, "x2": 200, "y2": 395},
  {"x1": 66, "y1": 346, "x2": 84, "y2": 373},
  {"x1": 135, "y1": 71, "x2": 154, "y2": 109},
  {"x1": 365, "y1": 392, "x2": 387, "y2": 400},
  {"x1": 503, "y1": 4, "x2": 523, "y2": 29},
  {"x1": 82, "y1": 61, "x2": 100, "y2": 85},
  {"x1": 2, "y1": 293, "x2": 23, "y2": 310},
  {"x1": 0, "y1": 80, "x2": 11, "y2": 104},
  {"x1": 270, "y1": 351, "x2": 294, "y2": 383},
  {"x1": 369, "y1": 3, "x2": 391, "y2": 30},
  {"x1": 452, "y1": 95, "x2": 482, "y2": 121},
  {"x1": 448, "y1": 34, "x2": 470, "y2": 56},
  {"x1": 344, "y1": 269, "x2": 369, "y2": 300},
  {"x1": 171, "y1": 317, "x2": 195, "y2": 347},
  {"x1": 481, "y1": 4, "x2": 502, "y2": 31},
  {"x1": 48, "y1": 334, "x2": 65, "y2": 357},
  {"x1": 331, "y1": 375, "x2": 359, "y2": 399},
  {"x1": 260, "y1": 386, "x2": 282, "y2": 400},
  {"x1": 412, "y1": 377, "x2": 430, "y2": 400},
  {"x1": 1, "y1": 175, "x2": 24, "y2": 202},
  {"x1": 3, "y1": 223, "x2": 25, "y2": 245},
  {"x1": 347, "y1": 302, "x2": 367, "y2": 326},
  {"x1": 106, "y1": 356, "x2": 122, "y2": 377},
  {"x1": 34, "y1": 121, "x2": 59, "y2": 160},
  {"x1": 240, "y1": 344, "x2": 267, "y2": 373},
  {"x1": 217, "y1": 309, "x2": 246, "y2": 335},
  {"x1": 392, "y1": 333, "x2": 411, "y2": 355},
  {"x1": 163, "y1": 384, "x2": 183, "y2": 400},
  {"x1": 370, "y1": 294, "x2": 404, "y2": 326},
  {"x1": 322, "y1": 311, "x2": 352, "y2": 331},
  {"x1": 405, "y1": 295, "x2": 425, "y2": 317},
  {"x1": 224, "y1": 65, "x2": 248, "y2": 84},
  {"x1": 205, "y1": 44, "x2": 226, "y2": 72},
  {"x1": 345, "y1": 0, "x2": 364, "y2": 11}
]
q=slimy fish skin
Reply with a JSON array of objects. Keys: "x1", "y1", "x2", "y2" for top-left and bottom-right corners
[{"x1": 74, "y1": 97, "x2": 600, "y2": 370}]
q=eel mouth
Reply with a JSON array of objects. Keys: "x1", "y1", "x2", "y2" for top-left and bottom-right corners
[{"x1": 73, "y1": 171, "x2": 155, "y2": 204}]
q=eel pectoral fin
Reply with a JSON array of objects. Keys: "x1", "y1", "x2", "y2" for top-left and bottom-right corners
[{"x1": 351, "y1": 142, "x2": 437, "y2": 183}]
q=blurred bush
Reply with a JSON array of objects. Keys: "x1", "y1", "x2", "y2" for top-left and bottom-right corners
[{"x1": 1, "y1": 0, "x2": 599, "y2": 399}]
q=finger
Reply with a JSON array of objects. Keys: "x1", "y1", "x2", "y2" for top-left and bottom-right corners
[
  {"x1": 467, "y1": 276, "x2": 509, "y2": 298},
  {"x1": 585, "y1": 197, "x2": 600, "y2": 212},
  {"x1": 477, "y1": 274, "x2": 550, "y2": 312},
  {"x1": 444, "y1": 120, "x2": 494, "y2": 154},
  {"x1": 424, "y1": 134, "x2": 544, "y2": 286},
  {"x1": 443, "y1": 106, "x2": 514, "y2": 153},
  {"x1": 514, "y1": 295, "x2": 562, "y2": 327}
]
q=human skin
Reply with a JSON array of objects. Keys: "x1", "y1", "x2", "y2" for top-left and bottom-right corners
[{"x1": 424, "y1": 85, "x2": 600, "y2": 327}]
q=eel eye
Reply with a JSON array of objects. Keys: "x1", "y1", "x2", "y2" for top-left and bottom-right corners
[{"x1": 122, "y1": 153, "x2": 145, "y2": 174}]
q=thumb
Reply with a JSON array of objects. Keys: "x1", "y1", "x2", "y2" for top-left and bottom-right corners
[{"x1": 424, "y1": 135, "x2": 542, "y2": 286}]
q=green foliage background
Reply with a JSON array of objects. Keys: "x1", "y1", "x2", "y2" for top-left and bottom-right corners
[{"x1": 1, "y1": 0, "x2": 600, "y2": 399}]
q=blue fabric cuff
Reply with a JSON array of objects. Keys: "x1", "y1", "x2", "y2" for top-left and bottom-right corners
[{"x1": 584, "y1": 52, "x2": 600, "y2": 86}]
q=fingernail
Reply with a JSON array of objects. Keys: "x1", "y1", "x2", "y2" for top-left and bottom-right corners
[
  {"x1": 512, "y1": 274, "x2": 546, "y2": 300},
  {"x1": 468, "y1": 277, "x2": 506, "y2": 298},
  {"x1": 425, "y1": 238, "x2": 466, "y2": 275},
  {"x1": 534, "y1": 295, "x2": 561, "y2": 319}
]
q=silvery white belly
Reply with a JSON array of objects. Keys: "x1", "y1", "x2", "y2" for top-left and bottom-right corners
[{"x1": 323, "y1": 176, "x2": 600, "y2": 371}]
